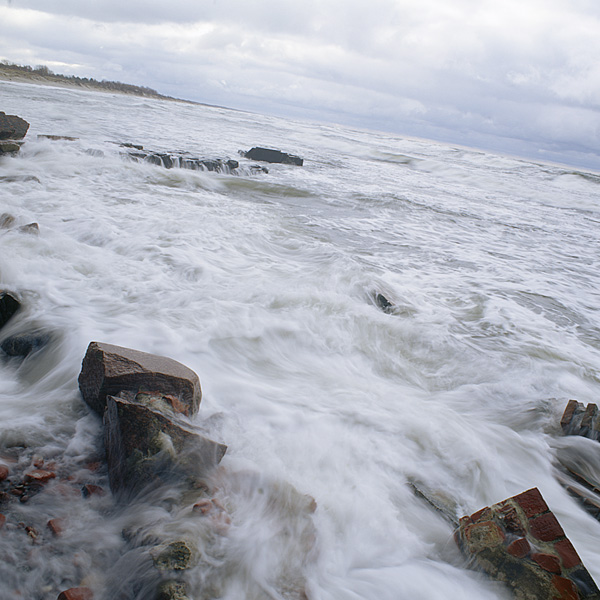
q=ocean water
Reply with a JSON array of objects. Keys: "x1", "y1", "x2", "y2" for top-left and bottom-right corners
[{"x1": 1, "y1": 80, "x2": 600, "y2": 599}]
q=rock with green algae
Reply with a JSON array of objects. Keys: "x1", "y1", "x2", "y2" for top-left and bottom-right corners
[
  {"x1": 156, "y1": 580, "x2": 190, "y2": 600},
  {"x1": 151, "y1": 540, "x2": 196, "y2": 572}
]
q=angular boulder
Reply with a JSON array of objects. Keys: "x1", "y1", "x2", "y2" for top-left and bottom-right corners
[
  {"x1": 78, "y1": 342, "x2": 202, "y2": 416},
  {"x1": 0, "y1": 291, "x2": 20, "y2": 330},
  {"x1": 0, "y1": 112, "x2": 29, "y2": 140},
  {"x1": 242, "y1": 147, "x2": 303, "y2": 166},
  {"x1": 104, "y1": 394, "x2": 227, "y2": 494},
  {"x1": 456, "y1": 488, "x2": 600, "y2": 600},
  {"x1": 561, "y1": 400, "x2": 599, "y2": 440}
]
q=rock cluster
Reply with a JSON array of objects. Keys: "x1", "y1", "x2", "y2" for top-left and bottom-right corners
[
  {"x1": 561, "y1": 400, "x2": 600, "y2": 440},
  {"x1": 456, "y1": 488, "x2": 600, "y2": 600},
  {"x1": 0, "y1": 112, "x2": 29, "y2": 155}
]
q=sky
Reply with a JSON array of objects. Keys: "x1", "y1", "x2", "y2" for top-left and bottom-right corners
[{"x1": 1, "y1": 0, "x2": 599, "y2": 170}]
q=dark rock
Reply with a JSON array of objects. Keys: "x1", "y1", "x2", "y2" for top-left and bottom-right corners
[
  {"x1": 456, "y1": 488, "x2": 600, "y2": 600},
  {"x1": 375, "y1": 293, "x2": 394, "y2": 314},
  {"x1": 561, "y1": 400, "x2": 600, "y2": 440},
  {"x1": 1, "y1": 332, "x2": 49, "y2": 357},
  {"x1": 120, "y1": 142, "x2": 144, "y2": 150},
  {"x1": 0, "y1": 291, "x2": 20, "y2": 330},
  {"x1": 242, "y1": 147, "x2": 303, "y2": 166},
  {"x1": 0, "y1": 112, "x2": 30, "y2": 140},
  {"x1": 104, "y1": 394, "x2": 226, "y2": 494},
  {"x1": 0, "y1": 176, "x2": 41, "y2": 184},
  {"x1": 78, "y1": 341, "x2": 202, "y2": 416}
]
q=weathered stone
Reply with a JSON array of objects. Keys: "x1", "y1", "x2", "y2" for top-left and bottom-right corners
[
  {"x1": 242, "y1": 147, "x2": 303, "y2": 166},
  {"x1": 0, "y1": 213, "x2": 15, "y2": 228},
  {"x1": 81, "y1": 484, "x2": 105, "y2": 498},
  {"x1": 78, "y1": 341, "x2": 202, "y2": 416},
  {"x1": 0, "y1": 141, "x2": 21, "y2": 154},
  {"x1": 17, "y1": 222, "x2": 39, "y2": 234},
  {"x1": 375, "y1": 293, "x2": 394, "y2": 314},
  {"x1": 0, "y1": 112, "x2": 30, "y2": 140},
  {"x1": 156, "y1": 580, "x2": 190, "y2": 600},
  {"x1": 1, "y1": 332, "x2": 49, "y2": 357},
  {"x1": 24, "y1": 469, "x2": 56, "y2": 484},
  {"x1": 57, "y1": 587, "x2": 94, "y2": 600},
  {"x1": 0, "y1": 464, "x2": 9, "y2": 481},
  {"x1": 0, "y1": 291, "x2": 20, "y2": 330},
  {"x1": 151, "y1": 540, "x2": 196, "y2": 571},
  {"x1": 104, "y1": 394, "x2": 226, "y2": 494},
  {"x1": 47, "y1": 517, "x2": 66, "y2": 536},
  {"x1": 456, "y1": 488, "x2": 600, "y2": 600}
]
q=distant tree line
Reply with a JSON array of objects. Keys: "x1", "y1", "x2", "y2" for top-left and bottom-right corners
[{"x1": 0, "y1": 60, "x2": 175, "y2": 100}]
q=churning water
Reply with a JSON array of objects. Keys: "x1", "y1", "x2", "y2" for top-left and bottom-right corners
[{"x1": 1, "y1": 80, "x2": 600, "y2": 600}]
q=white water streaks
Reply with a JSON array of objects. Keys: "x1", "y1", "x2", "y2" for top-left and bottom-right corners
[{"x1": 1, "y1": 80, "x2": 600, "y2": 599}]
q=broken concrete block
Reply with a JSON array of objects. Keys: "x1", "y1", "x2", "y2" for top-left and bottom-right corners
[{"x1": 455, "y1": 488, "x2": 600, "y2": 600}]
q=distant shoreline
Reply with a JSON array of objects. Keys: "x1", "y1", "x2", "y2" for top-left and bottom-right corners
[{"x1": 0, "y1": 64, "x2": 203, "y2": 106}]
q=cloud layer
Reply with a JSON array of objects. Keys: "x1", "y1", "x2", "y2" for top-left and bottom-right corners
[{"x1": 1, "y1": 0, "x2": 599, "y2": 169}]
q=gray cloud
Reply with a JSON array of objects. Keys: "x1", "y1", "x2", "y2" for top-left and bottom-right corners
[{"x1": 1, "y1": 0, "x2": 599, "y2": 169}]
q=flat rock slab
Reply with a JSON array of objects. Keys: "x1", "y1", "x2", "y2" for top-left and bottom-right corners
[
  {"x1": 104, "y1": 394, "x2": 226, "y2": 494},
  {"x1": 242, "y1": 147, "x2": 303, "y2": 166},
  {"x1": 78, "y1": 341, "x2": 202, "y2": 416},
  {"x1": 456, "y1": 488, "x2": 600, "y2": 599}
]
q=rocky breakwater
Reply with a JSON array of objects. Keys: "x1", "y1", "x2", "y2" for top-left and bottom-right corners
[
  {"x1": 0, "y1": 112, "x2": 30, "y2": 154},
  {"x1": 77, "y1": 342, "x2": 227, "y2": 599},
  {"x1": 456, "y1": 488, "x2": 600, "y2": 600}
]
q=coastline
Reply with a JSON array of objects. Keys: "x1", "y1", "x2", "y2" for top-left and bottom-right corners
[{"x1": 0, "y1": 66, "x2": 200, "y2": 106}]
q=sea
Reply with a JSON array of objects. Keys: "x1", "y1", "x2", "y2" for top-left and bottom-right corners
[{"x1": 1, "y1": 79, "x2": 600, "y2": 600}]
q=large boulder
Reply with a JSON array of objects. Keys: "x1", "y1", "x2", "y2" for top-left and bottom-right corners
[
  {"x1": 0, "y1": 291, "x2": 20, "y2": 330},
  {"x1": 456, "y1": 488, "x2": 600, "y2": 600},
  {"x1": 0, "y1": 112, "x2": 30, "y2": 140},
  {"x1": 104, "y1": 393, "x2": 227, "y2": 494},
  {"x1": 78, "y1": 342, "x2": 202, "y2": 416},
  {"x1": 241, "y1": 147, "x2": 303, "y2": 166}
]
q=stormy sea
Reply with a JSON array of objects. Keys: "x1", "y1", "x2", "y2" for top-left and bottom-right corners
[{"x1": 1, "y1": 79, "x2": 600, "y2": 600}]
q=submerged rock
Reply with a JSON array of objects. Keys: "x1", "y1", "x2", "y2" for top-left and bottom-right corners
[
  {"x1": 0, "y1": 112, "x2": 30, "y2": 140},
  {"x1": 156, "y1": 580, "x2": 190, "y2": 600},
  {"x1": 561, "y1": 400, "x2": 599, "y2": 440},
  {"x1": 104, "y1": 393, "x2": 226, "y2": 494},
  {"x1": 37, "y1": 134, "x2": 78, "y2": 141},
  {"x1": 0, "y1": 291, "x2": 20, "y2": 330},
  {"x1": 78, "y1": 341, "x2": 202, "y2": 416},
  {"x1": 0, "y1": 141, "x2": 22, "y2": 154},
  {"x1": 1, "y1": 332, "x2": 49, "y2": 357},
  {"x1": 456, "y1": 488, "x2": 600, "y2": 600},
  {"x1": 241, "y1": 147, "x2": 304, "y2": 166}
]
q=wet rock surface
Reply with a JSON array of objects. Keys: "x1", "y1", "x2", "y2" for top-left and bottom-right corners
[
  {"x1": 241, "y1": 147, "x2": 304, "y2": 166},
  {"x1": 78, "y1": 341, "x2": 202, "y2": 416},
  {"x1": 104, "y1": 392, "x2": 226, "y2": 495},
  {"x1": 456, "y1": 488, "x2": 600, "y2": 599},
  {"x1": 0, "y1": 291, "x2": 20, "y2": 330},
  {"x1": 0, "y1": 111, "x2": 30, "y2": 140},
  {"x1": 1, "y1": 331, "x2": 50, "y2": 357}
]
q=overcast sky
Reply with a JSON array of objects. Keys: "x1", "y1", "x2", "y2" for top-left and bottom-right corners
[{"x1": 1, "y1": 0, "x2": 599, "y2": 170}]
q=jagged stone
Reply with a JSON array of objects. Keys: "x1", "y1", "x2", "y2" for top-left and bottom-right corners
[
  {"x1": 0, "y1": 112, "x2": 29, "y2": 140},
  {"x1": 241, "y1": 147, "x2": 303, "y2": 166},
  {"x1": 456, "y1": 488, "x2": 600, "y2": 599},
  {"x1": 0, "y1": 213, "x2": 15, "y2": 228},
  {"x1": 78, "y1": 341, "x2": 202, "y2": 416},
  {"x1": 104, "y1": 394, "x2": 226, "y2": 494},
  {"x1": 17, "y1": 222, "x2": 39, "y2": 234},
  {"x1": 0, "y1": 291, "x2": 20, "y2": 330}
]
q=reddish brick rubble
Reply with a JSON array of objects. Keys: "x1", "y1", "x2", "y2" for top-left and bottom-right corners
[{"x1": 455, "y1": 488, "x2": 600, "y2": 599}]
